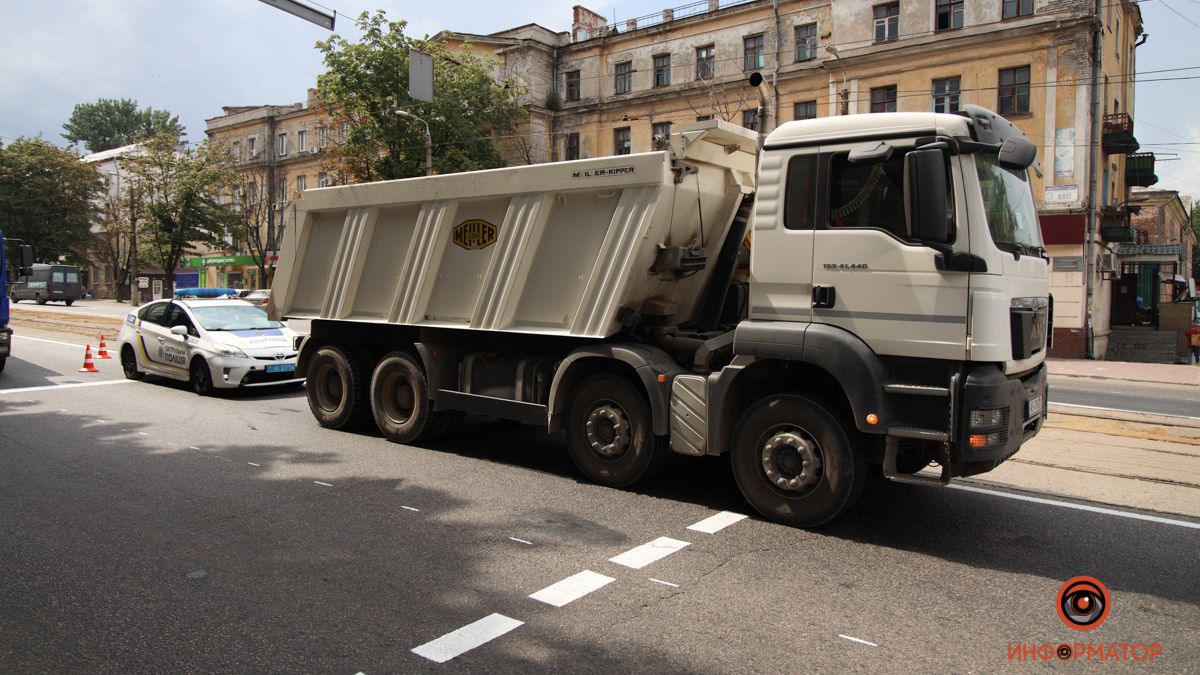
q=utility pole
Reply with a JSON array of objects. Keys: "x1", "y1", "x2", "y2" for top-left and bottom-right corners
[
  {"x1": 396, "y1": 110, "x2": 433, "y2": 176},
  {"x1": 826, "y1": 46, "x2": 850, "y2": 115}
]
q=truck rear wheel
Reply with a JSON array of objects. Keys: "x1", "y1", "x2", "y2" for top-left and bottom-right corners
[
  {"x1": 566, "y1": 374, "x2": 666, "y2": 488},
  {"x1": 369, "y1": 351, "x2": 443, "y2": 444},
  {"x1": 307, "y1": 345, "x2": 370, "y2": 429},
  {"x1": 731, "y1": 395, "x2": 865, "y2": 528}
]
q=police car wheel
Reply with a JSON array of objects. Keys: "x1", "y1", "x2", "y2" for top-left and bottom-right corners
[
  {"x1": 190, "y1": 357, "x2": 215, "y2": 396},
  {"x1": 121, "y1": 345, "x2": 144, "y2": 380}
]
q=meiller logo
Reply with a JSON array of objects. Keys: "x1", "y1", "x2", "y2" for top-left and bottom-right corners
[
  {"x1": 452, "y1": 219, "x2": 497, "y2": 250},
  {"x1": 1007, "y1": 576, "x2": 1165, "y2": 663}
]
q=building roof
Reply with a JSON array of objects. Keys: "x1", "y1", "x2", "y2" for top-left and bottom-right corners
[{"x1": 1114, "y1": 243, "x2": 1184, "y2": 256}]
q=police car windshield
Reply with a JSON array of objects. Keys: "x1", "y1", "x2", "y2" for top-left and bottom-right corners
[{"x1": 189, "y1": 305, "x2": 281, "y2": 331}]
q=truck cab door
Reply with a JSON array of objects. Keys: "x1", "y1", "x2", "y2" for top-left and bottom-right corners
[
  {"x1": 810, "y1": 143, "x2": 969, "y2": 361},
  {"x1": 748, "y1": 148, "x2": 821, "y2": 325}
]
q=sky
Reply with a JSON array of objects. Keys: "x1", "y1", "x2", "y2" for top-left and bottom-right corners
[{"x1": 1, "y1": 0, "x2": 1197, "y2": 202}]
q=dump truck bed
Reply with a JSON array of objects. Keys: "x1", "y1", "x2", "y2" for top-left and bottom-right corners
[{"x1": 273, "y1": 121, "x2": 757, "y2": 339}]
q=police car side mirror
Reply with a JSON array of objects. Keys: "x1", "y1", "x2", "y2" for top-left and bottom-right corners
[{"x1": 170, "y1": 325, "x2": 188, "y2": 336}]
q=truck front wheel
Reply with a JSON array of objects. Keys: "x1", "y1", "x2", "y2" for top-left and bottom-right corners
[
  {"x1": 307, "y1": 345, "x2": 369, "y2": 429},
  {"x1": 566, "y1": 374, "x2": 667, "y2": 488},
  {"x1": 731, "y1": 395, "x2": 865, "y2": 528}
]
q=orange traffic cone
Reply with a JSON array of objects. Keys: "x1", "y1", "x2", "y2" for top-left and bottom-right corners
[
  {"x1": 78, "y1": 344, "x2": 100, "y2": 373},
  {"x1": 96, "y1": 335, "x2": 112, "y2": 359}
]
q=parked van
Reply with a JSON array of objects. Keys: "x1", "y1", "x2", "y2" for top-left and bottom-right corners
[{"x1": 11, "y1": 264, "x2": 83, "y2": 306}]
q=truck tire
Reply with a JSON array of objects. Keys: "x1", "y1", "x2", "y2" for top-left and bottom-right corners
[
  {"x1": 307, "y1": 345, "x2": 369, "y2": 429},
  {"x1": 566, "y1": 374, "x2": 667, "y2": 488},
  {"x1": 36, "y1": 293, "x2": 45, "y2": 305},
  {"x1": 0, "y1": 356, "x2": 6, "y2": 373},
  {"x1": 731, "y1": 395, "x2": 866, "y2": 528},
  {"x1": 65, "y1": 299, "x2": 74, "y2": 306},
  {"x1": 369, "y1": 351, "x2": 443, "y2": 443}
]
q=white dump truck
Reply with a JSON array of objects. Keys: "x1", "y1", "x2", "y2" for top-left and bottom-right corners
[{"x1": 273, "y1": 104, "x2": 1050, "y2": 527}]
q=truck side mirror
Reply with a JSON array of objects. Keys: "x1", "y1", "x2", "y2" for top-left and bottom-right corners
[
  {"x1": 904, "y1": 148, "x2": 951, "y2": 244},
  {"x1": 19, "y1": 244, "x2": 33, "y2": 276},
  {"x1": 997, "y1": 136, "x2": 1037, "y2": 170}
]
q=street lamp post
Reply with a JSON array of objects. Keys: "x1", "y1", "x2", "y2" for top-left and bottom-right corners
[
  {"x1": 825, "y1": 45, "x2": 850, "y2": 115},
  {"x1": 395, "y1": 110, "x2": 433, "y2": 176}
]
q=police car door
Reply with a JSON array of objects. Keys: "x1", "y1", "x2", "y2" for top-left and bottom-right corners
[{"x1": 136, "y1": 301, "x2": 187, "y2": 377}]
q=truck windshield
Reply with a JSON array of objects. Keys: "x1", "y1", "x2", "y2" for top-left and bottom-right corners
[{"x1": 975, "y1": 153, "x2": 1044, "y2": 255}]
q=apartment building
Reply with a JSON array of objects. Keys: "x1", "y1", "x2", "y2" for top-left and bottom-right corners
[
  {"x1": 203, "y1": 90, "x2": 340, "y2": 289},
  {"x1": 441, "y1": 0, "x2": 1148, "y2": 358}
]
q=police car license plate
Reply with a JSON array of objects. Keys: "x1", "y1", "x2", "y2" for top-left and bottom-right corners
[
  {"x1": 1027, "y1": 394, "x2": 1043, "y2": 419},
  {"x1": 266, "y1": 363, "x2": 295, "y2": 374}
]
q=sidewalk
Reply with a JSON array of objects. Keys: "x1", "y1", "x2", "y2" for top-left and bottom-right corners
[{"x1": 1047, "y1": 357, "x2": 1200, "y2": 387}]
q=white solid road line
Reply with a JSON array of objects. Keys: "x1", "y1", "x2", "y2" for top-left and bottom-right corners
[
  {"x1": 411, "y1": 613, "x2": 524, "y2": 663},
  {"x1": 529, "y1": 570, "x2": 615, "y2": 607},
  {"x1": 0, "y1": 380, "x2": 132, "y2": 396},
  {"x1": 1051, "y1": 401, "x2": 1200, "y2": 421},
  {"x1": 12, "y1": 334, "x2": 86, "y2": 348},
  {"x1": 687, "y1": 511, "x2": 748, "y2": 534},
  {"x1": 949, "y1": 483, "x2": 1200, "y2": 530},
  {"x1": 839, "y1": 634, "x2": 879, "y2": 647},
  {"x1": 609, "y1": 537, "x2": 690, "y2": 570}
]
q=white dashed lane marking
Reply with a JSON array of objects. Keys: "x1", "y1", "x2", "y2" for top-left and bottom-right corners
[
  {"x1": 529, "y1": 570, "x2": 615, "y2": 608},
  {"x1": 687, "y1": 511, "x2": 748, "y2": 534},
  {"x1": 839, "y1": 634, "x2": 879, "y2": 647},
  {"x1": 609, "y1": 537, "x2": 690, "y2": 570},
  {"x1": 247, "y1": 462, "x2": 260, "y2": 467},
  {"x1": 411, "y1": 613, "x2": 524, "y2": 663},
  {"x1": 314, "y1": 481, "x2": 333, "y2": 487},
  {"x1": 401, "y1": 506, "x2": 420, "y2": 512},
  {"x1": 509, "y1": 537, "x2": 533, "y2": 545},
  {"x1": 650, "y1": 578, "x2": 679, "y2": 588}
]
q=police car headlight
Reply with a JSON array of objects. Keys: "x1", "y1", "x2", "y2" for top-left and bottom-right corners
[{"x1": 217, "y1": 346, "x2": 248, "y2": 359}]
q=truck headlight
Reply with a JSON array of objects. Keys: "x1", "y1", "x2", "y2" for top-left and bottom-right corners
[
  {"x1": 217, "y1": 346, "x2": 248, "y2": 359},
  {"x1": 969, "y1": 408, "x2": 1007, "y2": 429}
]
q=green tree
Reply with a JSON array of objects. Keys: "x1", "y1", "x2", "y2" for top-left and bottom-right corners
[
  {"x1": 0, "y1": 137, "x2": 104, "y2": 265},
  {"x1": 62, "y1": 98, "x2": 185, "y2": 153},
  {"x1": 125, "y1": 134, "x2": 239, "y2": 295},
  {"x1": 315, "y1": 11, "x2": 525, "y2": 182}
]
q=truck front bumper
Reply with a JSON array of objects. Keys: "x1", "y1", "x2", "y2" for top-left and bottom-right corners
[{"x1": 954, "y1": 362, "x2": 1047, "y2": 476}]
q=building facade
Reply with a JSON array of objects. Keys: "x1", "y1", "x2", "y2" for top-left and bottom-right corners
[
  {"x1": 203, "y1": 90, "x2": 341, "y2": 289},
  {"x1": 441, "y1": 0, "x2": 1147, "y2": 358}
]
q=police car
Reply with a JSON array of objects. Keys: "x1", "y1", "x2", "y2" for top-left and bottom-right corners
[{"x1": 117, "y1": 288, "x2": 303, "y2": 395}]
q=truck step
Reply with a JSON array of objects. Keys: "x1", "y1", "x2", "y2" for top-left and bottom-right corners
[
  {"x1": 883, "y1": 383, "x2": 950, "y2": 397},
  {"x1": 887, "y1": 426, "x2": 950, "y2": 442}
]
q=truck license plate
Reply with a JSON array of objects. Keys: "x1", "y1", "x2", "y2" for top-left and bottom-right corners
[
  {"x1": 1027, "y1": 395, "x2": 1043, "y2": 419},
  {"x1": 266, "y1": 363, "x2": 295, "y2": 374}
]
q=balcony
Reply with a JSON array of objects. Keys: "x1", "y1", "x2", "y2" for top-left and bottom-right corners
[
  {"x1": 1102, "y1": 113, "x2": 1139, "y2": 154},
  {"x1": 1098, "y1": 206, "x2": 1135, "y2": 243},
  {"x1": 1126, "y1": 152, "x2": 1158, "y2": 187}
]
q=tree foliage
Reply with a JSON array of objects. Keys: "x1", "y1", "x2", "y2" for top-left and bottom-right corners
[
  {"x1": 224, "y1": 166, "x2": 280, "y2": 288},
  {"x1": 124, "y1": 135, "x2": 238, "y2": 294},
  {"x1": 0, "y1": 137, "x2": 104, "y2": 265},
  {"x1": 315, "y1": 11, "x2": 526, "y2": 182},
  {"x1": 62, "y1": 98, "x2": 185, "y2": 154}
]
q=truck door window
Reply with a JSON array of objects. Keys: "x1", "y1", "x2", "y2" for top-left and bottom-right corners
[
  {"x1": 828, "y1": 153, "x2": 908, "y2": 238},
  {"x1": 783, "y1": 154, "x2": 819, "y2": 230}
]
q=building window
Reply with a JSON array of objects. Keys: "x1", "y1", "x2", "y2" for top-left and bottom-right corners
[
  {"x1": 277, "y1": 177, "x2": 287, "y2": 203},
  {"x1": 614, "y1": 61, "x2": 632, "y2": 95},
  {"x1": 696, "y1": 45, "x2": 715, "y2": 80},
  {"x1": 652, "y1": 121, "x2": 671, "y2": 142},
  {"x1": 564, "y1": 70, "x2": 581, "y2": 101},
  {"x1": 936, "y1": 0, "x2": 963, "y2": 31},
  {"x1": 874, "y1": 3, "x2": 899, "y2": 42},
  {"x1": 318, "y1": 172, "x2": 329, "y2": 188},
  {"x1": 653, "y1": 54, "x2": 671, "y2": 88},
  {"x1": 232, "y1": 140, "x2": 241, "y2": 161},
  {"x1": 319, "y1": 126, "x2": 328, "y2": 148},
  {"x1": 794, "y1": 100, "x2": 817, "y2": 120},
  {"x1": 742, "y1": 110, "x2": 760, "y2": 131},
  {"x1": 998, "y1": 66, "x2": 1031, "y2": 115},
  {"x1": 932, "y1": 76, "x2": 961, "y2": 113},
  {"x1": 298, "y1": 130, "x2": 308, "y2": 153},
  {"x1": 248, "y1": 136, "x2": 257, "y2": 157},
  {"x1": 795, "y1": 23, "x2": 817, "y2": 62},
  {"x1": 1002, "y1": 0, "x2": 1033, "y2": 20},
  {"x1": 296, "y1": 174, "x2": 306, "y2": 192},
  {"x1": 277, "y1": 133, "x2": 288, "y2": 156},
  {"x1": 565, "y1": 132, "x2": 580, "y2": 160},
  {"x1": 614, "y1": 127, "x2": 631, "y2": 155},
  {"x1": 870, "y1": 85, "x2": 897, "y2": 113},
  {"x1": 696, "y1": 114, "x2": 714, "y2": 122},
  {"x1": 341, "y1": 122, "x2": 351, "y2": 141},
  {"x1": 743, "y1": 34, "x2": 765, "y2": 71},
  {"x1": 247, "y1": 183, "x2": 258, "y2": 205}
]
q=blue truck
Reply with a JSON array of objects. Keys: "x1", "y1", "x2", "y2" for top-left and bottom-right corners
[{"x1": 1, "y1": 233, "x2": 35, "y2": 373}]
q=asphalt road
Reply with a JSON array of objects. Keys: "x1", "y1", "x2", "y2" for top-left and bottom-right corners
[
  {"x1": 1, "y1": 328, "x2": 1197, "y2": 672},
  {"x1": 1049, "y1": 375, "x2": 1200, "y2": 419}
]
